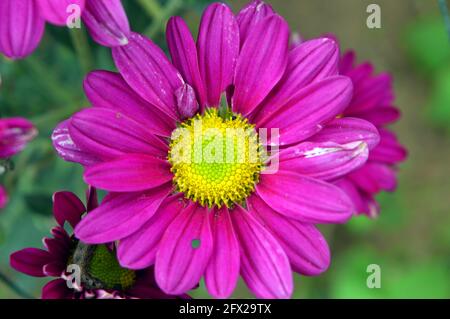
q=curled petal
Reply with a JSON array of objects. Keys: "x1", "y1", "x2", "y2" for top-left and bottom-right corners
[
  {"x1": 175, "y1": 84, "x2": 199, "y2": 120},
  {"x1": 310, "y1": 117, "x2": 380, "y2": 151},
  {"x1": 82, "y1": 0, "x2": 130, "y2": 47},
  {"x1": 52, "y1": 120, "x2": 99, "y2": 166},
  {"x1": 278, "y1": 141, "x2": 369, "y2": 181}
]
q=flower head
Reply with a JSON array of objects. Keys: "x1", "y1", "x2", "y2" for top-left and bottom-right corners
[
  {"x1": 10, "y1": 187, "x2": 182, "y2": 299},
  {"x1": 0, "y1": 117, "x2": 37, "y2": 209},
  {"x1": 53, "y1": 0, "x2": 379, "y2": 298},
  {"x1": 0, "y1": 0, "x2": 130, "y2": 59},
  {"x1": 334, "y1": 50, "x2": 408, "y2": 217}
]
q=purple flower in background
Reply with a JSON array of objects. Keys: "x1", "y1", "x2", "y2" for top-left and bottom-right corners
[
  {"x1": 10, "y1": 188, "x2": 183, "y2": 299},
  {"x1": 0, "y1": 0, "x2": 130, "y2": 60},
  {"x1": 0, "y1": 117, "x2": 37, "y2": 209},
  {"x1": 52, "y1": 0, "x2": 379, "y2": 298},
  {"x1": 334, "y1": 51, "x2": 408, "y2": 217}
]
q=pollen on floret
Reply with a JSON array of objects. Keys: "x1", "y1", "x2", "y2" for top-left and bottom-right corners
[{"x1": 168, "y1": 108, "x2": 263, "y2": 208}]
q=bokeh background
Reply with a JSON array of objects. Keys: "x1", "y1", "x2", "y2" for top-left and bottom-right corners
[{"x1": 1, "y1": 0, "x2": 449, "y2": 298}]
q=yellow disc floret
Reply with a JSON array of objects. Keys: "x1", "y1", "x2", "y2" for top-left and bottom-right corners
[{"x1": 168, "y1": 109, "x2": 263, "y2": 208}]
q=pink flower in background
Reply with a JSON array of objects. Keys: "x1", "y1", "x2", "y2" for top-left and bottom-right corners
[
  {"x1": 0, "y1": 0, "x2": 130, "y2": 60},
  {"x1": 10, "y1": 188, "x2": 184, "y2": 299},
  {"x1": 334, "y1": 51, "x2": 408, "y2": 217},
  {"x1": 0, "y1": 117, "x2": 37, "y2": 209},
  {"x1": 52, "y1": 0, "x2": 379, "y2": 298}
]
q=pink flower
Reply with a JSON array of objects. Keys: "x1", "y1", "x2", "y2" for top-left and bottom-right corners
[
  {"x1": 53, "y1": 1, "x2": 379, "y2": 298},
  {"x1": 10, "y1": 188, "x2": 185, "y2": 299},
  {"x1": 333, "y1": 51, "x2": 408, "y2": 217},
  {"x1": 0, "y1": 117, "x2": 37, "y2": 209},
  {"x1": 0, "y1": 0, "x2": 130, "y2": 60}
]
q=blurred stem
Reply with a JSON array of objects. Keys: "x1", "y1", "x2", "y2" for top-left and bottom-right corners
[
  {"x1": 439, "y1": 0, "x2": 450, "y2": 42},
  {"x1": 0, "y1": 271, "x2": 35, "y2": 299},
  {"x1": 69, "y1": 28, "x2": 94, "y2": 74},
  {"x1": 137, "y1": 0, "x2": 163, "y2": 18},
  {"x1": 143, "y1": 0, "x2": 184, "y2": 39},
  {"x1": 22, "y1": 58, "x2": 75, "y2": 104}
]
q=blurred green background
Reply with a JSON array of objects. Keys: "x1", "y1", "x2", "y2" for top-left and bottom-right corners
[{"x1": 0, "y1": 0, "x2": 449, "y2": 299}]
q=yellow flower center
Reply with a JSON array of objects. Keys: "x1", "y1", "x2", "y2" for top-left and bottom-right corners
[{"x1": 168, "y1": 109, "x2": 263, "y2": 208}]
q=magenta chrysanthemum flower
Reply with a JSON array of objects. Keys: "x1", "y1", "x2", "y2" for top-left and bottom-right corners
[
  {"x1": 52, "y1": 1, "x2": 380, "y2": 298},
  {"x1": 333, "y1": 51, "x2": 408, "y2": 217},
  {"x1": 10, "y1": 188, "x2": 183, "y2": 299},
  {"x1": 0, "y1": 117, "x2": 37, "y2": 209},
  {"x1": 0, "y1": 0, "x2": 130, "y2": 59}
]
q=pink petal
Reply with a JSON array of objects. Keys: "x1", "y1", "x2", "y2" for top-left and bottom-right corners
[
  {"x1": 52, "y1": 120, "x2": 100, "y2": 166},
  {"x1": 75, "y1": 184, "x2": 172, "y2": 243},
  {"x1": 237, "y1": 0, "x2": 275, "y2": 46},
  {"x1": 310, "y1": 117, "x2": 380, "y2": 150},
  {"x1": 112, "y1": 32, "x2": 184, "y2": 120},
  {"x1": 257, "y1": 76, "x2": 353, "y2": 146},
  {"x1": 10, "y1": 248, "x2": 52, "y2": 277},
  {"x1": 82, "y1": 0, "x2": 130, "y2": 47},
  {"x1": 41, "y1": 279, "x2": 72, "y2": 299},
  {"x1": 232, "y1": 15, "x2": 289, "y2": 116},
  {"x1": 278, "y1": 141, "x2": 369, "y2": 181},
  {"x1": 231, "y1": 205, "x2": 293, "y2": 299},
  {"x1": 52, "y1": 191, "x2": 86, "y2": 228},
  {"x1": 197, "y1": 3, "x2": 239, "y2": 107},
  {"x1": 155, "y1": 203, "x2": 213, "y2": 295},
  {"x1": 84, "y1": 154, "x2": 172, "y2": 192},
  {"x1": 0, "y1": 117, "x2": 37, "y2": 158},
  {"x1": 70, "y1": 108, "x2": 168, "y2": 160},
  {"x1": 335, "y1": 178, "x2": 368, "y2": 216},
  {"x1": 118, "y1": 195, "x2": 185, "y2": 269},
  {"x1": 0, "y1": 186, "x2": 7, "y2": 209},
  {"x1": 37, "y1": 0, "x2": 85, "y2": 26},
  {"x1": 257, "y1": 171, "x2": 353, "y2": 223},
  {"x1": 204, "y1": 207, "x2": 240, "y2": 299},
  {"x1": 355, "y1": 106, "x2": 400, "y2": 126},
  {"x1": 369, "y1": 129, "x2": 407, "y2": 164},
  {"x1": 175, "y1": 84, "x2": 199, "y2": 120},
  {"x1": 256, "y1": 38, "x2": 339, "y2": 118},
  {"x1": 166, "y1": 16, "x2": 206, "y2": 107},
  {"x1": 247, "y1": 195, "x2": 330, "y2": 275},
  {"x1": 349, "y1": 162, "x2": 397, "y2": 193},
  {"x1": 83, "y1": 70, "x2": 175, "y2": 137},
  {"x1": 0, "y1": 0, "x2": 45, "y2": 59}
]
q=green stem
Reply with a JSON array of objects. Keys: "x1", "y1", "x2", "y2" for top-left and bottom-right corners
[
  {"x1": 0, "y1": 271, "x2": 35, "y2": 299},
  {"x1": 144, "y1": 0, "x2": 184, "y2": 39},
  {"x1": 69, "y1": 28, "x2": 94, "y2": 74},
  {"x1": 21, "y1": 58, "x2": 75, "y2": 104},
  {"x1": 439, "y1": 0, "x2": 450, "y2": 42},
  {"x1": 137, "y1": 0, "x2": 163, "y2": 18}
]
